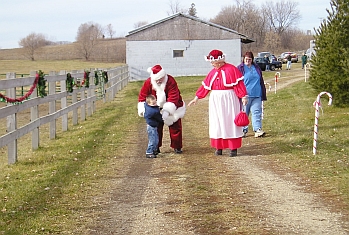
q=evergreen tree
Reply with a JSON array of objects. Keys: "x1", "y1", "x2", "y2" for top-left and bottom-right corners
[
  {"x1": 309, "y1": 0, "x2": 349, "y2": 107},
  {"x1": 188, "y1": 3, "x2": 197, "y2": 17}
]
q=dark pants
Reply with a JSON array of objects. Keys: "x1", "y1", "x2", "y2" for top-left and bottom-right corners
[{"x1": 157, "y1": 119, "x2": 182, "y2": 149}]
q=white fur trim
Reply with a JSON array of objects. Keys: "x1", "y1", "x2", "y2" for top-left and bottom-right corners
[
  {"x1": 164, "y1": 116, "x2": 175, "y2": 126},
  {"x1": 162, "y1": 102, "x2": 186, "y2": 126},
  {"x1": 156, "y1": 90, "x2": 166, "y2": 107},
  {"x1": 148, "y1": 67, "x2": 166, "y2": 81},
  {"x1": 162, "y1": 102, "x2": 176, "y2": 115},
  {"x1": 137, "y1": 102, "x2": 145, "y2": 117},
  {"x1": 204, "y1": 54, "x2": 226, "y2": 62},
  {"x1": 202, "y1": 71, "x2": 244, "y2": 90}
]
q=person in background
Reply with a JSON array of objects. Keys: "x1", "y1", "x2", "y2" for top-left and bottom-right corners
[
  {"x1": 237, "y1": 51, "x2": 267, "y2": 138},
  {"x1": 143, "y1": 94, "x2": 163, "y2": 158},
  {"x1": 264, "y1": 54, "x2": 270, "y2": 71},
  {"x1": 286, "y1": 54, "x2": 292, "y2": 70},
  {"x1": 138, "y1": 64, "x2": 186, "y2": 154},
  {"x1": 301, "y1": 52, "x2": 308, "y2": 69},
  {"x1": 188, "y1": 49, "x2": 248, "y2": 157}
]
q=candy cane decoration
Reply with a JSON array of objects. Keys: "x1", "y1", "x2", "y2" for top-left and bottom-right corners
[
  {"x1": 274, "y1": 72, "x2": 281, "y2": 94},
  {"x1": 313, "y1": 92, "x2": 332, "y2": 155}
]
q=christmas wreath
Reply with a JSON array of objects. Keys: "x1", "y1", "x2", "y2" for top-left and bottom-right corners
[
  {"x1": 66, "y1": 73, "x2": 74, "y2": 92},
  {"x1": 94, "y1": 71, "x2": 99, "y2": 85},
  {"x1": 37, "y1": 70, "x2": 47, "y2": 97},
  {"x1": 102, "y1": 71, "x2": 108, "y2": 83},
  {"x1": 82, "y1": 71, "x2": 90, "y2": 88}
]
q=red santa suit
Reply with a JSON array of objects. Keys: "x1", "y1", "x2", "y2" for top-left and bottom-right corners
[
  {"x1": 195, "y1": 55, "x2": 247, "y2": 150},
  {"x1": 138, "y1": 65, "x2": 186, "y2": 151}
]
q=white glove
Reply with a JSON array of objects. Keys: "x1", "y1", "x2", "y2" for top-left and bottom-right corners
[
  {"x1": 137, "y1": 102, "x2": 145, "y2": 117},
  {"x1": 162, "y1": 110, "x2": 169, "y2": 120}
]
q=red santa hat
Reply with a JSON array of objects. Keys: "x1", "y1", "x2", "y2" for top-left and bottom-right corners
[
  {"x1": 205, "y1": 49, "x2": 226, "y2": 62},
  {"x1": 147, "y1": 64, "x2": 166, "y2": 81}
]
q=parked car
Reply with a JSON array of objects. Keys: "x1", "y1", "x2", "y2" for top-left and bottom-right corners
[
  {"x1": 257, "y1": 51, "x2": 271, "y2": 58},
  {"x1": 254, "y1": 56, "x2": 282, "y2": 71},
  {"x1": 278, "y1": 52, "x2": 298, "y2": 63}
]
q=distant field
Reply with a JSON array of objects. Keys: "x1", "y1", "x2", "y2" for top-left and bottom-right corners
[
  {"x1": 0, "y1": 37, "x2": 126, "y2": 62},
  {"x1": 0, "y1": 60, "x2": 125, "y2": 80}
]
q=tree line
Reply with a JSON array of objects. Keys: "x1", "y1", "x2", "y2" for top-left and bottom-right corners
[
  {"x1": 14, "y1": 0, "x2": 349, "y2": 106},
  {"x1": 19, "y1": 22, "x2": 116, "y2": 61},
  {"x1": 166, "y1": 0, "x2": 314, "y2": 54}
]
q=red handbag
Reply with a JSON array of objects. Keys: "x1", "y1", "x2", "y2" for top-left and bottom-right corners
[{"x1": 234, "y1": 107, "x2": 249, "y2": 127}]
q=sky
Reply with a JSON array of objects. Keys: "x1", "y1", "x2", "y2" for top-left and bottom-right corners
[{"x1": 0, "y1": 0, "x2": 331, "y2": 49}]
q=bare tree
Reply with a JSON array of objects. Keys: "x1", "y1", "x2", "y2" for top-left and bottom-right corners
[
  {"x1": 167, "y1": 0, "x2": 187, "y2": 15},
  {"x1": 133, "y1": 21, "x2": 148, "y2": 29},
  {"x1": 264, "y1": 31, "x2": 282, "y2": 52},
  {"x1": 105, "y1": 24, "x2": 116, "y2": 38},
  {"x1": 211, "y1": 0, "x2": 264, "y2": 50},
  {"x1": 18, "y1": 32, "x2": 48, "y2": 61},
  {"x1": 75, "y1": 22, "x2": 104, "y2": 60},
  {"x1": 261, "y1": 0, "x2": 300, "y2": 35}
]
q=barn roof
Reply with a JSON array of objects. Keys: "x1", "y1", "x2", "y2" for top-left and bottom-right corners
[{"x1": 126, "y1": 13, "x2": 254, "y2": 44}]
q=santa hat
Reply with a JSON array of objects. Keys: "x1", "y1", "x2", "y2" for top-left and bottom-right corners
[
  {"x1": 205, "y1": 49, "x2": 226, "y2": 62},
  {"x1": 147, "y1": 64, "x2": 166, "y2": 81}
]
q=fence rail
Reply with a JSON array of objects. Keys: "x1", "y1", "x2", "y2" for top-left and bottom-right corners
[{"x1": 0, "y1": 65, "x2": 129, "y2": 164}]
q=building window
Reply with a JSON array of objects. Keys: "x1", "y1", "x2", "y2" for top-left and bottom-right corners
[{"x1": 173, "y1": 50, "x2": 184, "y2": 58}]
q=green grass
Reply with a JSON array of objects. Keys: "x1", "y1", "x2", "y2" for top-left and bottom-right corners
[
  {"x1": 0, "y1": 65, "x2": 348, "y2": 233},
  {"x1": 262, "y1": 79, "x2": 349, "y2": 202},
  {"x1": 0, "y1": 85, "x2": 140, "y2": 233},
  {"x1": 0, "y1": 60, "x2": 123, "y2": 78}
]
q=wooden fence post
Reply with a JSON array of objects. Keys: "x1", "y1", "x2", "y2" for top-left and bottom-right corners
[
  {"x1": 81, "y1": 84, "x2": 86, "y2": 121},
  {"x1": 71, "y1": 70, "x2": 78, "y2": 126},
  {"x1": 49, "y1": 71, "x2": 57, "y2": 139},
  {"x1": 6, "y1": 72, "x2": 17, "y2": 164},
  {"x1": 60, "y1": 70, "x2": 68, "y2": 131},
  {"x1": 87, "y1": 71, "x2": 95, "y2": 116},
  {"x1": 30, "y1": 71, "x2": 39, "y2": 150}
]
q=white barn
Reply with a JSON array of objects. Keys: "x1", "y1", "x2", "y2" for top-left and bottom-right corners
[{"x1": 126, "y1": 13, "x2": 254, "y2": 81}]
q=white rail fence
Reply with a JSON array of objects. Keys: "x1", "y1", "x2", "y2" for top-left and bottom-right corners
[{"x1": 0, "y1": 65, "x2": 129, "y2": 164}]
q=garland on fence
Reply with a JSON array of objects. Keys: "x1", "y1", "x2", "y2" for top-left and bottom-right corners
[
  {"x1": 94, "y1": 70, "x2": 108, "y2": 85},
  {"x1": 66, "y1": 73, "x2": 74, "y2": 92},
  {"x1": 37, "y1": 70, "x2": 47, "y2": 97},
  {"x1": 0, "y1": 70, "x2": 46, "y2": 104},
  {"x1": 102, "y1": 71, "x2": 108, "y2": 83},
  {"x1": 82, "y1": 71, "x2": 90, "y2": 88},
  {"x1": 94, "y1": 71, "x2": 99, "y2": 85}
]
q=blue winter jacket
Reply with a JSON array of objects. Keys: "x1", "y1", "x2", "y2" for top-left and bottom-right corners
[
  {"x1": 144, "y1": 103, "x2": 163, "y2": 127},
  {"x1": 237, "y1": 62, "x2": 267, "y2": 101}
]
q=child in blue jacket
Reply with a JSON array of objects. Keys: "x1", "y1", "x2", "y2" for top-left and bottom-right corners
[{"x1": 144, "y1": 94, "x2": 163, "y2": 158}]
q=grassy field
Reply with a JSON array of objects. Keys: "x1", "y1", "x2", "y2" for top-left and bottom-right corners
[
  {"x1": 0, "y1": 60, "x2": 124, "y2": 79},
  {"x1": 0, "y1": 61, "x2": 348, "y2": 233}
]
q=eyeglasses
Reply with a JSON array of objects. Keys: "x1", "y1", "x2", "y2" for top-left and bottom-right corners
[{"x1": 245, "y1": 58, "x2": 252, "y2": 61}]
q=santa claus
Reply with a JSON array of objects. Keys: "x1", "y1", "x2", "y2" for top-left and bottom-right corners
[{"x1": 138, "y1": 64, "x2": 186, "y2": 154}]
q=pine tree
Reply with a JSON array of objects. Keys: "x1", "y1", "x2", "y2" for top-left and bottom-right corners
[
  {"x1": 188, "y1": 3, "x2": 197, "y2": 17},
  {"x1": 309, "y1": 0, "x2": 349, "y2": 107}
]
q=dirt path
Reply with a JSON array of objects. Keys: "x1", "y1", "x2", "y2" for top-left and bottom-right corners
[
  {"x1": 87, "y1": 69, "x2": 349, "y2": 234},
  {"x1": 222, "y1": 155, "x2": 347, "y2": 234}
]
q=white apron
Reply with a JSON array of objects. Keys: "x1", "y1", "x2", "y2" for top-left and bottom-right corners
[{"x1": 209, "y1": 90, "x2": 242, "y2": 139}]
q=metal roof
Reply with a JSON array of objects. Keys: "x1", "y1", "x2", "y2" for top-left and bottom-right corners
[{"x1": 126, "y1": 13, "x2": 254, "y2": 44}]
